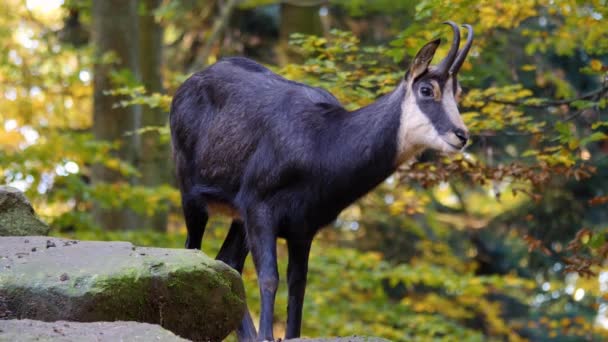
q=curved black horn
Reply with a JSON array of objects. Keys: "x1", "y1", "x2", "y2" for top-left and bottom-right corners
[
  {"x1": 435, "y1": 21, "x2": 460, "y2": 76},
  {"x1": 449, "y1": 24, "x2": 474, "y2": 75}
]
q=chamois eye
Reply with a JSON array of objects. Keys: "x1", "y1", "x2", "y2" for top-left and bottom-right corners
[{"x1": 420, "y1": 86, "x2": 433, "y2": 98}]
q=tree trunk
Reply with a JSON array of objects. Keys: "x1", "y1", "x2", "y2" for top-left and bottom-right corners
[
  {"x1": 91, "y1": 0, "x2": 141, "y2": 230},
  {"x1": 138, "y1": 0, "x2": 170, "y2": 232},
  {"x1": 277, "y1": 0, "x2": 324, "y2": 65}
]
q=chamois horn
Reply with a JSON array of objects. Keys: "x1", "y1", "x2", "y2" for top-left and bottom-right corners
[
  {"x1": 450, "y1": 24, "x2": 474, "y2": 75},
  {"x1": 436, "y1": 21, "x2": 460, "y2": 76}
]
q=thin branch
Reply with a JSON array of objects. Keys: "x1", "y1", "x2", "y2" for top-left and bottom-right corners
[
  {"x1": 188, "y1": 0, "x2": 240, "y2": 73},
  {"x1": 564, "y1": 109, "x2": 586, "y2": 122},
  {"x1": 474, "y1": 131, "x2": 537, "y2": 137},
  {"x1": 485, "y1": 85, "x2": 608, "y2": 108}
]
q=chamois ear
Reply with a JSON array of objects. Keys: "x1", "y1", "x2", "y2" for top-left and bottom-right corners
[{"x1": 406, "y1": 39, "x2": 440, "y2": 81}]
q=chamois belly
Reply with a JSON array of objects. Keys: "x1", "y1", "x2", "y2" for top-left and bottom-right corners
[{"x1": 207, "y1": 200, "x2": 242, "y2": 219}]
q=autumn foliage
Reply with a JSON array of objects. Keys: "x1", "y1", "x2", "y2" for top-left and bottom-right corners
[{"x1": 1, "y1": 0, "x2": 607, "y2": 340}]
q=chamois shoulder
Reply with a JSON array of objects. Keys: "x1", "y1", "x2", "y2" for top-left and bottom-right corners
[
  {"x1": 222, "y1": 56, "x2": 273, "y2": 73},
  {"x1": 203, "y1": 57, "x2": 343, "y2": 109}
]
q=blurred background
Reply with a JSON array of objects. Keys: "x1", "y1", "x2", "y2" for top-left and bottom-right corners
[{"x1": 1, "y1": 0, "x2": 608, "y2": 340}]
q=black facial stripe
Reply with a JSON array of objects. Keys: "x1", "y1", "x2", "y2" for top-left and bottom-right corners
[
  {"x1": 412, "y1": 71, "x2": 461, "y2": 134},
  {"x1": 416, "y1": 99, "x2": 458, "y2": 134},
  {"x1": 414, "y1": 87, "x2": 458, "y2": 135},
  {"x1": 451, "y1": 77, "x2": 459, "y2": 97}
]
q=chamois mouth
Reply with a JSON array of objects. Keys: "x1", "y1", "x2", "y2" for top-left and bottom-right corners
[{"x1": 441, "y1": 137, "x2": 466, "y2": 152}]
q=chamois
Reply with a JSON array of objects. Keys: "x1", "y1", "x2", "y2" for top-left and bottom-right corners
[{"x1": 170, "y1": 22, "x2": 474, "y2": 341}]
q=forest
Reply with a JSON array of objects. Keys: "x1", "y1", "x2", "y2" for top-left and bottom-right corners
[{"x1": 1, "y1": 0, "x2": 608, "y2": 340}]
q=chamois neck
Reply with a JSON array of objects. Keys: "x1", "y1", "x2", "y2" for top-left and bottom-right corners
[
  {"x1": 319, "y1": 82, "x2": 411, "y2": 211},
  {"x1": 347, "y1": 81, "x2": 419, "y2": 166}
]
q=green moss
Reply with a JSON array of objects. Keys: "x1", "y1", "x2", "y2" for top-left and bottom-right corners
[
  {"x1": 0, "y1": 209, "x2": 49, "y2": 236},
  {"x1": 89, "y1": 270, "x2": 152, "y2": 321}
]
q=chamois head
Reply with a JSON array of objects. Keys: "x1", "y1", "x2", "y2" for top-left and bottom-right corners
[{"x1": 397, "y1": 22, "x2": 474, "y2": 161}]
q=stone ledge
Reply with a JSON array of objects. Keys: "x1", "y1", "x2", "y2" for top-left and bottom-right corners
[
  {"x1": 0, "y1": 236, "x2": 246, "y2": 341},
  {"x1": 0, "y1": 319, "x2": 189, "y2": 341}
]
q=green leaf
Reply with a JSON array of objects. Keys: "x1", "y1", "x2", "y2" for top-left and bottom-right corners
[
  {"x1": 591, "y1": 121, "x2": 608, "y2": 130},
  {"x1": 580, "y1": 132, "x2": 608, "y2": 146},
  {"x1": 571, "y1": 100, "x2": 596, "y2": 110},
  {"x1": 589, "y1": 233, "x2": 606, "y2": 249}
]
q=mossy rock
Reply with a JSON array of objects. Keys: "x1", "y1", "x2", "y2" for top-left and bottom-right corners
[
  {"x1": 0, "y1": 186, "x2": 49, "y2": 236},
  {"x1": 0, "y1": 319, "x2": 189, "y2": 342},
  {"x1": 0, "y1": 236, "x2": 246, "y2": 341}
]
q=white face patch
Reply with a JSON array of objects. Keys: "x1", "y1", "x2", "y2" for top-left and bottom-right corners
[
  {"x1": 395, "y1": 85, "x2": 441, "y2": 165},
  {"x1": 441, "y1": 77, "x2": 468, "y2": 148},
  {"x1": 395, "y1": 77, "x2": 468, "y2": 166}
]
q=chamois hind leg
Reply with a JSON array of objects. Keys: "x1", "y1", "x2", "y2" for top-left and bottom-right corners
[
  {"x1": 285, "y1": 239, "x2": 312, "y2": 339},
  {"x1": 216, "y1": 220, "x2": 249, "y2": 272},
  {"x1": 244, "y1": 206, "x2": 279, "y2": 341},
  {"x1": 216, "y1": 220, "x2": 257, "y2": 341},
  {"x1": 180, "y1": 186, "x2": 208, "y2": 250}
]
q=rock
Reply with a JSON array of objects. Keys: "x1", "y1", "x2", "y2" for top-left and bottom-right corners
[
  {"x1": 286, "y1": 338, "x2": 392, "y2": 342},
  {"x1": 0, "y1": 236, "x2": 246, "y2": 342},
  {"x1": 0, "y1": 319, "x2": 189, "y2": 342},
  {"x1": 0, "y1": 186, "x2": 49, "y2": 236}
]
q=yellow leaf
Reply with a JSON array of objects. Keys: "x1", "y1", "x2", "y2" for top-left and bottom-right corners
[
  {"x1": 521, "y1": 64, "x2": 536, "y2": 71},
  {"x1": 590, "y1": 59, "x2": 602, "y2": 71},
  {"x1": 0, "y1": 131, "x2": 23, "y2": 149},
  {"x1": 314, "y1": 38, "x2": 327, "y2": 47}
]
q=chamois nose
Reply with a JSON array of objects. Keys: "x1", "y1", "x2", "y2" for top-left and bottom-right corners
[{"x1": 453, "y1": 128, "x2": 469, "y2": 147}]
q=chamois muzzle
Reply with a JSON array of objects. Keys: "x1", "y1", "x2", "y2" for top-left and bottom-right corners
[{"x1": 453, "y1": 128, "x2": 469, "y2": 148}]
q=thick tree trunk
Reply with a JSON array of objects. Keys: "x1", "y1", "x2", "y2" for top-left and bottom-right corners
[
  {"x1": 138, "y1": 0, "x2": 170, "y2": 232},
  {"x1": 91, "y1": 0, "x2": 141, "y2": 230},
  {"x1": 277, "y1": 0, "x2": 324, "y2": 65}
]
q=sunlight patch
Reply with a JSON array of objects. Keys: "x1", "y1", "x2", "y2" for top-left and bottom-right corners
[
  {"x1": 64, "y1": 161, "x2": 79, "y2": 174},
  {"x1": 26, "y1": 0, "x2": 63, "y2": 12},
  {"x1": 4, "y1": 119, "x2": 17, "y2": 131},
  {"x1": 573, "y1": 288, "x2": 585, "y2": 301},
  {"x1": 79, "y1": 70, "x2": 91, "y2": 83}
]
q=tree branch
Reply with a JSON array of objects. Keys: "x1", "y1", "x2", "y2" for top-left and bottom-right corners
[
  {"x1": 485, "y1": 85, "x2": 608, "y2": 108},
  {"x1": 188, "y1": 0, "x2": 240, "y2": 73}
]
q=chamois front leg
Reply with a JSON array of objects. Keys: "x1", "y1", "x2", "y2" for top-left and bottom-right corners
[
  {"x1": 245, "y1": 207, "x2": 279, "y2": 341},
  {"x1": 216, "y1": 220, "x2": 257, "y2": 341},
  {"x1": 285, "y1": 239, "x2": 312, "y2": 339}
]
